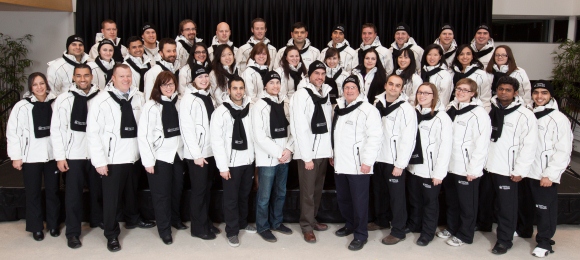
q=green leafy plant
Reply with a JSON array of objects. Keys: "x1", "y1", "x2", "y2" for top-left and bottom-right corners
[{"x1": 552, "y1": 39, "x2": 580, "y2": 100}]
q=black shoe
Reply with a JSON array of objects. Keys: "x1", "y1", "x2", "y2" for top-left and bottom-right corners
[
  {"x1": 126, "y1": 220, "x2": 156, "y2": 229},
  {"x1": 258, "y1": 230, "x2": 277, "y2": 243},
  {"x1": 32, "y1": 231, "x2": 44, "y2": 241},
  {"x1": 191, "y1": 232, "x2": 216, "y2": 240},
  {"x1": 210, "y1": 225, "x2": 221, "y2": 234},
  {"x1": 161, "y1": 235, "x2": 173, "y2": 245},
  {"x1": 335, "y1": 227, "x2": 354, "y2": 237},
  {"x1": 271, "y1": 224, "x2": 293, "y2": 235},
  {"x1": 491, "y1": 242, "x2": 510, "y2": 255},
  {"x1": 90, "y1": 222, "x2": 105, "y2": 230},
  {"x1": 348, "y1": 239, "x2": 367, "y2": 251},
  {"x1": 416, "y1": 237, "x2": 430, "y2": 246},
  {"x1": 67, "y1": 236, "x2": 82, "y2": 249},
  {"x1": 49, "y1": 229, "x2": 60, "y2": 237},
  {"x1": 172, "y1": 222, "x2": 188, "y2": 230},
  {"x1": 107, "y1": 238, "x2": 121, "y2": 252}
]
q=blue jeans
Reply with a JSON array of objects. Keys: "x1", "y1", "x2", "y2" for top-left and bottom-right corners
[{"x1": 256, "y1": 163, "x2": 289, "y2": 233}]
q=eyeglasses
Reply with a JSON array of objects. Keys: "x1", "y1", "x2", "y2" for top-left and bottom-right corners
[
  {"x1": 161, "y1": 83, "x2": 175, "y2": 88},
  {"x1": 495, "y1": 54, "x2": 508, "y2": 58},
  {"x1": 183, "y1": 28, "x2": 197, "y2": 32},
  {"x1": 343, "y1": 85, "x2": 358, "y2": 90},
  {"x1": 194, "y1": 51, "x2": 206, "y2": 55},
  {"x1": 417, "y1": 91, "x2": 433, "y2": 96},
  {"x1": 455, "y1": 88, "x2": 472, "y2": 93}
]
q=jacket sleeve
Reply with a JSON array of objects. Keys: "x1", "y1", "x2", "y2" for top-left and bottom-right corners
[
  {"x1": 284, "y1": 99, "x2": 295, "y2": 154},
  {"x1": 6, "y1": 101, "x2": 25, "y2": 161},
  {"x1": 88, "y1": 44, "x2": 98, "y2": 62},
  {"x1": 47, "y1": 64, "x2": 62, "y2": 95},
  {"x1": 235, "y1": 46, "x2": 248, "y2": 74},
  {"x1": 439, "y1": 73, "x2": 454, "y2": 107},
  {"x1": 137, "y1": 102, "x2": 158, "y2": 168},
  {"x1": 178, "y1": 66, "x2": 189, "y2": 96},
  {"x1": 252, "y1": 102, "x2": 284, "y2": 159},
  {"x1": 361, "y1": 107, "x2": 383, "y2": 166},
  {"x1": 87, "y1": 98, "x2": 108, "y2": 168},
  {"x1": 513, "y1": 69, "x2": 532, "y2": 106},
  {"x1": 544, "y1": 117, "x2": 573, "y2": 182},
  {"x1": 242, "y1": 70, "x2": 258, "y2": 102},
  {"x1": 466, "y1": 110, "x2": 492, "y2": 178},
  {"x1": 511, "y1": 111, "x2": 538, "y2": 177},
  {"x1": 289, "y1": 91, "x2": 314, "y2": 162},
  {"x1": 382, "y1": 49, "x2": 394, "y2": 75},
  {"x1": 143, "y1": 69, "x2": 156, "y2": 100},
  {"x1": 394, "y1": 105, "x2": 418, "y2": 169},
  {"x1": 50, "y1": 96, "x2": 69, "y2": 161},
  {"x1": 210, "y1": 108, "x2": 229, "y2": 172},
  {"x1": 179, "y1": 97, "x2": 203, "y2": 159},
  {"x1": 272, "y1": 49, "x2": 284, "y2": 69},
  {"x1": 478, "y1": 72, "x2": 492, "y2": 113},
  {"x1": 432, "y1": 115, "x2": 453, "y2": 180}
]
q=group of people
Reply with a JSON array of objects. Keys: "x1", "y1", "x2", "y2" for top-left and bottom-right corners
[{"x1": 5, "y1": 18, "x2": 573, "y2": 258}]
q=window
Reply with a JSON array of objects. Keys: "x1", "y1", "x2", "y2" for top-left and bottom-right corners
[
  {"x1": 492, "y1": 20, "x2": 549, "y2": 42},
  {"x1": 553, "y1": 20, "x2": 569, "y2": 42}
]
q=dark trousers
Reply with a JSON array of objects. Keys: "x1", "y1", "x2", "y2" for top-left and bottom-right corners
[
  {"x1": 373, "y1": 162, "x2": 407, "y2": 239},
  {"x1": 65, "y1": 159, "x2": 103, "y2": 238},
  {"x1": 518, "y1": 178, "x2": 558, "y2": 251},
  {"x1": 187, "y1": 157, "x2": 217, "y2": 237},
  {"x1": 102, "y1": 163, "x2": 134, "y2": 239},
  {"x1": 22, "y1": 161, "x2": 60, "y2": 232},
  {"x1": 121, "y1": 162, "x2": 144, "y2": 225},
  {"x1": 335, "y1": 173, "x2": 370, "y2": 241},
  {"x1": 492, "y1": 173, "x2": 518, "y2": 248},
  {"x1": 407, "y1": 173, "x2": 442, "y2": 241},
  {"x1": 477, "y1": 170, "x2": 495, "y2": 231},
  {"x1": 516, "y1": 178, "x2": 535, "y2": 238},
  {"x1": 297, "y1": 158, "x2": 328, "y2": 233},
  {"x1": 222, "y1": 164, "x2": 254, "y2": 237},
  {"x1": 147, "y1": 155, "x2": 184, "y2": 237},
  {"x1": 444, "y1": 173, "x2": 480, "y2": 244}
]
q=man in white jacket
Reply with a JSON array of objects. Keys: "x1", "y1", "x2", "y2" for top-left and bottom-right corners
[
  {"x1": 144, "y1": 38, "x2": 179, "y2": 100},
  {"x1": 484, "y1": 76, "x2": 537, "y2": 255},
  {"x1": 210, "y1": 76, "x2": 256, "y2": 247},
  {"x1": 389, "y1": 22, "x2": 424, "y2": 75},
  {"x1": 471, "y1": 24, "x2": 495, "y2": 68},
  {"x1": 331, "y1": 75, "x2": 382, "y2": 251},
  {"x1": 208, "y1": 22, "x2": 239, "y2": 61},
  {"x1": 142, "y1": 23, "x2": 159, "y2": 62},
  {"x1": 51, "y1": 64, "x2": 103, "y2": 249},
  {"x1": 175, "y1": 19, "x2": 203, "y2": 69},
  {"x1": 88, "y1": 19, "x2": 128, "y2": 63},
  {"x1": 434, "y1": 24, "x2": 457, "y2": 71},
  {"x1": 236, "y1": 18, "x2": 277, "y2": 73},
  {"x1": 356, "y1": 23, "x2": 393, "y2": 75},
  {"x1": 123, "y1": 36, "x2": 152, "y2": 92},
  {"x1": 273, "y1": 22, "x2": 320, "y2": 69},
  {"x1": 319, "y1": 24, "x2": 358, "y2": 73},
  {"x1": 289, "y1": 60, "x2": 333, "y2": 243},
  {"x1": 47, "y1": 35, "x2": 90, "y2": 95},
  {"x1": 87, "y1": 64, "x2": 150, "y2": 252}
]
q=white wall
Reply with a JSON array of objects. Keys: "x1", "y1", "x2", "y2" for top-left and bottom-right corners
[
  {"x1": 495, "y1": 42, "x2": 559, "y2": 80},
  {"x1": 493, "y1": 0, "x2": 580, "y2": 16}
]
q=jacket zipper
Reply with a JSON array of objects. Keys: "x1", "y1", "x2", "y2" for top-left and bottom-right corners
[
  {"x1": 512, "y1": 150, "x2": 515, "y2": 171},
  {"x1": 430, "y1": 152, "x2": 434, "y2": 171},
  {"x1": 357, "y1": 147, "x2": 361, "y2": 166},
  {"x1": 312, "y1": 134, "x2": 317, "y2": 151},
  {"x1": 108, "y1": 137, "x2": 112, "y2": 157},
  {"x1": 393, "y1": 140, "x2": 397, "y2": 160},
  {"x1": 24, "y1": 137, "x2": 29, "y2": 155},
  {"x1": 198, "y1": 133, "x2": 203, "y2": 145},
  {"x1": 465, "y1": 149, "x2": 470, "y2": 163},
  {"x1": 230, "y1": 150, "x2": 233, "y2": 163},
  {"x1": 545, "y1": 155, "x2": 549, "y2": 168}
]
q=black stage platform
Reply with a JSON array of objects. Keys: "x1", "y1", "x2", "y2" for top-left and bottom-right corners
[{"x1": 1, "y1": 158, "x2": 580, "y2": 225}]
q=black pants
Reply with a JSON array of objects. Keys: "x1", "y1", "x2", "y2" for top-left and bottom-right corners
[
  {"x1": 65, "y1": 159, "x2": 103, "y2": 238},
  {"x1": 407, "y1": 173, "x2": 442, "y2": 241},
  {"x1": 147, "y1": 155, "x2": 184, "y2": 237},
  {"x1": 516, "y1": 178, "x2": 535, "y2": 238},
  {"x1": 335, "y1": 173, "x2": 371, "y2": 241},
  {"x1": 444, "y1": 173, "x2": 480, "y2": 243},
  {"x1": 492, "y1": 173, "x2": 518, "y2": 248},
  {"x1": 222, "y1": 164, "x2": 254, "y2": 237},
  {"x1": 102, "y1": 163, "x2": 135, "y2": 239},
  {"x1": 22, "y1": 161, "x2": 61, "y2": 232},
  {"x1": 517, "y1": 178, "x2": 558, "y2": 251},
  {"x1": 187, "y1": 157, "x2": 217, "y2": 237},
  {"x1": 477, "y1": 170, "x2": 495, "y2": 231},
  {"x1": 373, "y1": 162, "x2": 407, "y2": 239}
]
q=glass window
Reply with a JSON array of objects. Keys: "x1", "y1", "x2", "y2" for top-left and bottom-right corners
[
  {"x1": 553, "y1": 20, "x2": 569, "y2": 43},
  {"x1": 492, "y1": 20, "x2": 549, "y2": 42}
]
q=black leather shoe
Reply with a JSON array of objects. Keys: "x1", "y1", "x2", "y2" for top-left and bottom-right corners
[
  {"x1": 49, "y1": 229, "x2": 60, "y2": 237},
  {"x1": 335, "y1": 227, "x2": 354, "y2": 237},
  {"x1": 416, "y1": 237, "x2": 430, "y2": 246},
  {"x1": 32, "y1": 231, "x2": 44, "y2": 241},
  {"x1": 161, "y1": 235, "x2": 173, "y2": 245},
  {"x1": 126, "y1": 220, "x2": 156, "y2": 229},
  {"x1": 67, "y1": 236, "x2": 82, "y2": 249},
  {"x1": 348, "y1": 239, "x2": 367, "y2": 251},
  {"x1": 107, "y1": 238, "x2": 121, "y2": 252},
  {"x1": 210, "y1": 225, "x2": 221, "y2": 234},
  {"x1": 191, "y1": 232, "x2": 216, "y2": 240},
  {"x1": 491, "y1": 242, "x2": 510, "y2": 255},
  {"x1": 172, "y1": 222, "x2": 188, "y2": 230}
]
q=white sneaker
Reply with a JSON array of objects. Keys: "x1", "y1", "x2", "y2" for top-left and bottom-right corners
[
  {"x1": 437, "y1": 229, "x2": 452, "y2": 239},
  {"x1": 446, "y1": 236, "x2": 465, "y2": 247},
  {"x1": 514, "y1": 231, "x2": 519, "y2": 237},
  {"x1": 244, "y1": 225, "x2": 257, "y2": 233},
  {"x1": 227, "y1": 235, "x2": 240, "y2": 247},
  {"x1": 532, "y1": 247, "x2": 549, "y2": 258}
]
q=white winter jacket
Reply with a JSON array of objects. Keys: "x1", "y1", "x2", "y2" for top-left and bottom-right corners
[
  {"x1": 242, "y1": 59, "x2": 269, "y2": 103},
  {"x1": 351, "y1": 67, "x2": 379, "y2": 100},
  {"x1": 357, "y1": 36, "x2": 394, "y2": 75},
  {"x1": 289, "y1": 82, "x2": 333, "y2": 162},
  {"x1": 453, "y1": 64, "x2": 492, "y2": 112},
  {"x1": 179, "y1": 85, "x2": 216, "y2": 160},
  {"x1": 87, "y1": 84, "x2": 145, "y2": 168},
  {"x1": 470, "y1": 39, "x2": 495, "y2": 68},
  {"x1": 88, "y1": 37, "x2": 128, "y2": 62},
  {"x1": 209, "y1": 66, "x2": 239, "y2": 106},
  {"x1": 207, "y1": 36, "x2": 239, "y2": 61},
  {"x1": 325, "y1": 65, "x2": 349, "y2": 99},
  {"x1": 390, "y1": 37, "x2": 424, "y2": 75},
  {"x1": 50, "y1": 85, "x2": 100, "y2": 161},
  {"x1": 47, "y1": 52, "x2": 90, "y2": 95},
  {"x1": 407, "y1": 105, "x2": 453, "y2": 180},
  {"x1": 143, "y1": 59, "x2": 180, "y2": 100},
  {"x1": 6, "y1": 93, "x2": 57, "y2": 163},
  {"x1": 252, "y1": 93, "x2": 295, "y2": 167},
  {"x1": 319, "y1": 39, "x2": 358, "y2": 74},
  {"x1": 397, "y1": 71, "x2": 423, "y2": 106},
  {"x1": 175, "y1": 35, "x2": 203, "y2": 69},
  {"x1": 88, "y1": 58, "x2": 115, "y2": 90},
  {"x1": 446, "y1": 99, "x2": 491, "y2": 178},
  {"x1": 143, "y1": 41, "x2": 160, "y2": 62},
  {"x1": 273, "y1": 38, "x2": 320, "y2": 69},
  {"x1": 177, "y1": 61, "x2": 210, "y2": 95},
  {"x1": 274, "y1": 64, "x2": 305, "y2": 99},
  {"x1": 373, "y1": 92, "x2": 418, "y2": 169},
  {"x1": 236, "y1": 36, "x2": 277, "y2": 73},
  {"x1": 123, "y1": 54, "x2": 152, "y2": 91},
  {"x1": 433, "y1": 38, "x2": 457, "y2": 72},
  {"x1": 487, "y1": 65, "x2": 532, "y2": 105},
  {"x1": 424, "y1": 65, "x2": 453, "y2": 107},
  {"x1": 528, "y1": 99, "x2": 573, "y2": 183},
  {"x1": 332, "y1": 95, "x2": 383, "y2": 175},
  {"x1": 485, "y1": 96, "x2": 537, "y2": 177}
]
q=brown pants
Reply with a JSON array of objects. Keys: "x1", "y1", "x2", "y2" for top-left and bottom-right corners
[{"x1": 298, "y1": 158, "x2": 328, "y2": 233}]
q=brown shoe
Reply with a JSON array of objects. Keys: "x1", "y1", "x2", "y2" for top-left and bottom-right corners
[
  {"x1": 303, "y1": 231, "x2": 316, "y2": 243},
  {"x1": 367, "y1": 222, "x2": 389, "y2": 231},
  {"x1": 381, "y1": 234, "x2": 405, "y2": 245},
  {"x1": 313, "y1": 223, "x2": 328, "y2": 231}
]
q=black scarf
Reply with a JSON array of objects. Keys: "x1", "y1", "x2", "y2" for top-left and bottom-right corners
[
  {"x1": 288, "y1": 69, "x2": 303, "y2": 93},
  {"x1": 223, "y1": 102, "x2": 250, "y2": 150},
  {"x1": 409, "y1": 110, "x2": 438, "y2": 164},
  {"x1": 421, "y1": 67, "x2": 443, "y2": 83},
  {"x1": 360, "y1": 68, "x2": 385, "y2": 104},
  {"x1": 451, "y1": 67, "x2": 479, "y2": 102},
  {"x1": 324, "y1": 68, "x2": 342, "y2": 104},
  {"x1": 262, "y1": 98, "x2": 289, "y2": 139},
  {"x1": 70, "y1": 90, "x2": 99, "y2": 132},
  {"x1": 249, "y1": 42, "x2": 271, "y2": 48},
  {"x1": 249, "y1": 66, "x2": 268, "y2": 79},
  {"x1": 304, "y1": 88, "x2": 329, "y2": 134},
  {"x1": 375, "y1": 100, "x2": 404, "y2": 117},
  {"x1": 95, "y1": 58, "x2": 114, "y2": 84},
  {"x1": 160, "y1": 97, "x2": 180, "y2": 138},
  {"x1": 62, "y1": 54, "x2": 86, "y2": 66},
  {"x1": 157, "y1": 61, "x2": 180, "y2": 85},
  {"x1": 443, "y1": 50, "x2": 455, "y2": 59},
  {"x1": 489, "y1": 103, "x2": 520, "y2": 142},
  {"x1": 112, "y1": 42, "x2": 123, "y2": 63},
  {"x1": 446, "y1": 104, "x2": 477, "y2": 122},
  {"x1": 491, "y1": 71, "x2": 507, "y2": 96},
  {"x1": 358, "y1": 46, "x2": 377, "y2": 65},
  {"x1": 192, "y1": 92, "x2": 215, "y2": 122},
  {"x1": 107, "y1": 91, "x2": 137, "y2": 138},
  {"x1": 223, "y1": 68, "x2": 239, "y2": 82},
  {"x1": 391, "y1": 45, "x2": 414, "y2": 69},
  {"x1": 331, "y1": 101, "x2": 363, "y2": 149},
  {"x1": 125, "y1": 58, "x2": 151, "y2": 92},
  {"x1": 336, "y1": 43, "x2": 348, "y2": 53},
  {"x1": 535, "y1": 108, "x2": 554, "y2": 119},
  {"x1": 298, "y1": 45, "x2": 310, "y2": 55},
  {"x1": 26, "y1": 98, "x2": 55, "y2": 138},
  {"x1": 179, "y1": 39, "x2": 193, "y2": 53},
  {"x1": 474, "y1": 47, "x2": 494, "y2": 59}
]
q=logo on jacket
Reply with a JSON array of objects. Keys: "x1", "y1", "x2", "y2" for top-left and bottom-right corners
[
  {"x1": 457, "y1": 121, "x2": 466, "y2": 126},
  {"x1": 346, "y1": 121, "x2": 353, "y2": 125},
  {"x1": 234, "y1": 140, "x2": 244, "y2": 144},
  {"x1": 387, "y1": 116, "x2": 395, "y2": 121},
  {"x1": 167, "y1": 127, "x2": 180, "y2": 132},
  {"x1": 316, "y1": 122, "x2": 327, "y2": 127},
  {"x1": 38, "y1": 126, "x2": 50, "y2": 130},
  {"x1": 389, "y1": 179, "x2": 399, "y2": 183},
  {"x1": 458, "y1": 180, "x2": 469, "y2": 185},
  {"x1": 538, "y1": 125, "x2": 545, "y2": 131},
  {"x1": 504, "y1": 122, "x2": 513, "y2": 127},
  {"x1": 73, "y1": 120, "x2": 86, "y2": 126},
  {"x1": 423, "y1": 183, "x2": 432, "y2": 189},
  {"x1": 124, "y1": 127, "x2": 135, "y2": 131},
  {"x1": 499, "y1": 185, "x2": 510, "y2": 190},
  {"x1": 274, "y1": 127, "x2": 285, "y2": 132},
  {"x1": 536, "y1": 204, "x2": 547, "y2": 210}
]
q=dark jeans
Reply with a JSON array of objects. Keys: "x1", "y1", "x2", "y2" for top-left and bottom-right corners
[
  {"x1": 147, "y1": 155, "x2": 184, "y2": 237},
  {"x1": 22, "y1": 161, "x2": 60, "y2": 232},
  {"x1": 187, "y1": 157, "x2": 217, "y2": 237},
  {"x1": 256, "y1": 163, "x2": 289, "y2": 233},
  {"x1": 222, "y1": 164, "x2": 254, "y2": 237},
  {"x1": 335, "y1": 173, "x2": 371, "y2": 241},
  {"x1": 65, "y1": 159, "x2": 103, "y2": 238}
]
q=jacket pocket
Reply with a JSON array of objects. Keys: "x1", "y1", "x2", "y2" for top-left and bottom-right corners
[
  {"x1": 352, "y1": 141, "x2": 362, "y2": 170},
  {"x1": 196, "y1": 124, "x2": 206, "y2": 149},
  {"x1": 153, "y1": 135, "x2": 163, "y2": 151},
  {"x1": 106, "y1": 132, "x2": 117, "y2": 160},
  {"x1": 508, "y1": 145, "x2": 519, "y2": 172},
  {"x1": 390, "y1": 136, "x2": 398, "y2": 161},
  {"x1": 540, "y1": 150, "x2": 552, "y2": 171},
  {"x1": 66, "y1": 132, "x2": 74, "y2": 157}
]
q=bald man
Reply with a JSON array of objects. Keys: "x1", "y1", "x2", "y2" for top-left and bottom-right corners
[{"x1": 208, "y1": 22, "x2": 239, "y2": 61}]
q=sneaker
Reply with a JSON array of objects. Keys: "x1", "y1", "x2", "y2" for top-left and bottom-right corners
[
  {"x1": 227, "y1": 235, "x2": 240, "y2": 247},
  {"x1": 446, "y1": 236, "x2": 465, "y2": 247},
  {"x1": 271, "y1": 224, "x2": 293, "y2": 235},
  {"x1": 514, "y1": 231, "x2": 519, "y2": 237},
  {"x1": 532, "y1": 247, "x2": 549, "y2": 258},
  {"x1": 258, "y1": 230, "x2": 277, "y2": 242},
  {"x1": 244, "y1": 225, "x2": 257, "y2": 233},
  {"x1": 437, "y1": 229, "x2": 452, "y2": 239}
]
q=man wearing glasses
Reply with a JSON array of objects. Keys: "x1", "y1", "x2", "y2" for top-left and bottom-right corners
[{"x1": 176, "y1": 19, "x2": 203, "y2": 68}]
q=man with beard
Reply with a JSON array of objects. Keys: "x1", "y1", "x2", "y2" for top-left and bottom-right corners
[
  {"x1": 123, "y1": 36, "x2": 152, "y2": 92},
  {"x1": 273, "y1": 22, "x2": 320, "y2": 69},
  {"x1": 175, "y1": 19, "x2": 203, "y2": 68},
  {"x1": 144, "y1": 38, "x2": 179, "y2": 100},
  {"x1": 47, "y1": 35, "x2": 90, "y2": 95}
]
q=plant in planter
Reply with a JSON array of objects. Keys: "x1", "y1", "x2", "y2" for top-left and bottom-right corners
[{"x1": 552, "y1": 39, "x2": 580, "y2": 100}]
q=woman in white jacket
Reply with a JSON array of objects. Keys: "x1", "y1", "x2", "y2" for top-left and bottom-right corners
[
  {"x1": 322, "y1": 47, "x2": 350, "y2": 104},
  {"x1": 137, "y1": 71, "x2": 184, "y2": 245},
  {"x1": 406, "y1": 82, "x2": 452, "y2": 247},
  {"x1": 485, "y1": 45, "x2": 532, "y2": 105},
  {"x1": 209, "y1": 44, "x2": 238, "y2": 106},
  {"x1": 179, "y1": 64, "x2": 221, "y2": 240},
  {"x1": 6, "y1": 72, "x2": 60, "y2": 241},
  {"x1": 437, "y1": 78, "x2": 491, "y2": 247},
  {"x1": 88, "y1": 39, "x2": 116, "y2": 90},
  {"x1": 451, "y1": 44, "x2": 492, "y2": 112},
  {"x1": 393, "y1": 48, "x2": 423, "y2": 105},
  {"x1": 420, "y1": 44, "x2": 453, "y2": 107},
  {"x1": 273, "y1": 46, "x2": 306, "y2": 99},
  {"x1": 351, "y1": 48, "x2": 387, "y2": 104},
  {"x1": 242, "y1": 42, "x2": 271, "y2": 103},
  {"x1": 178, "y1": 42, "x2": 211, "y2": 95}
]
